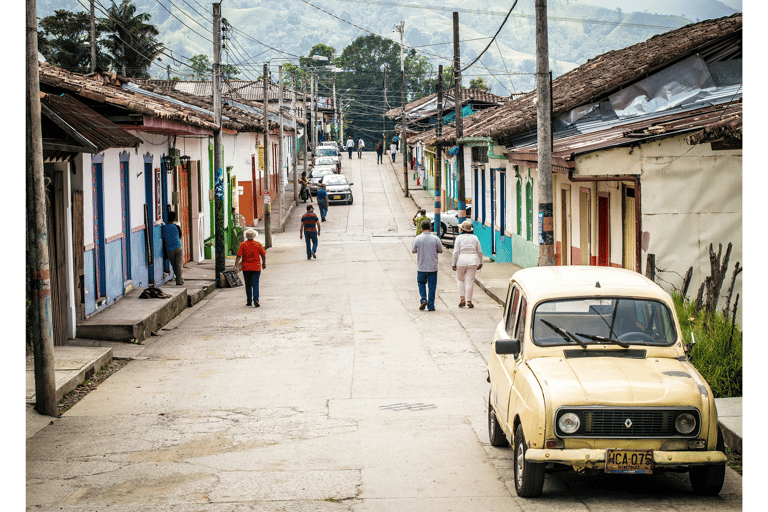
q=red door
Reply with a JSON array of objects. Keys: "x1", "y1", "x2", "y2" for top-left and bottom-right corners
[
  {"x1": 598, "y1": 193, "x2": 610, "y2": 267},
  {"x1": 178, "y1": 164, "x2": 191, "y2": 263}
]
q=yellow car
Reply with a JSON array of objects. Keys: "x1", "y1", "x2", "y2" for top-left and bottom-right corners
[{"x1": 488, "y1": 266, "x2": 726, "y2": 497}]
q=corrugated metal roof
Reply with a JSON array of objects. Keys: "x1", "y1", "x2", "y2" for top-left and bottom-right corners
[{"x1": 41, "y1": 93, "x2": 142, "y2": 152}]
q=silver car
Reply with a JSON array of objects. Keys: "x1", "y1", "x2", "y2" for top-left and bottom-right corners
[
  {"x1": 314, "y1": 147, "x2": 341, "y2": 171},
  {"x1": 425, "y1": 210, "x2": 459, "y2": 238},
  {"x1": 321, "y1": 174, "x2": 354, "y2": 205},
  {"x1": 309, "y1": 168, "x2": 334, "y2": 195}
]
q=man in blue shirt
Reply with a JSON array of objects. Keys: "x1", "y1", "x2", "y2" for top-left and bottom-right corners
[
  {"x1": 317, "y1": 183, "x2": 329, "y2": 222},
  {"x1": 162, "y1": 211, "x2": 184, "y2": 285}
]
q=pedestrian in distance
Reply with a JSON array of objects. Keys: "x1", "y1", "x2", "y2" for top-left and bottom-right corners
[
  {"x1": 357, "y1": 137, "x2": 365, "y2": 158},
  {"x1": 234, "y1": 228, "x2": 266, "y2": 307},
  {"x1": 375, "y1": 140, "x2": 384, "y2": 164},
  {"x1": 300, "y1": 204, "x2": 321, "y2": 260},
  {"x1": 390, "y1": 141, "x2": 398, "y2": 162},
  {"x1": 413, "y1": 208, "x2": 429, "y2": 235},
  {"x1": 346, "y1": 135, "x2": 354, "y2": 159},
  {"x1": 317, "y1": 183, "x2": 329, "y2": 221},
  {"x1": 162, "y1": 210, "x2": 184, "y2": 285},
  {"x1": 452, "y1": 220, "x2": 483, "y2": 308},
  {"x1": 412, "y1": 219, "x2": 443, "y2": 311}
]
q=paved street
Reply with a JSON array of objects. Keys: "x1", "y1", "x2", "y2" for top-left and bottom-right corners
[{"x1": 26, "y1": 152, "x2": 742, "y2": 511}]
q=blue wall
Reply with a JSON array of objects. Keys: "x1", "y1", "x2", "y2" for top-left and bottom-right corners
[
  {"x1": 473, "y1": 219, "x2": 537, "y2": 268},
  {"x1": 130, "y1": 230, "x2": 148, "y2": 289}
]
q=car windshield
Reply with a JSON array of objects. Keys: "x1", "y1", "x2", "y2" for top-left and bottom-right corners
[
  {"x1": 322, "y1": 175, "x2": 347, "y2": 185},
  {"x1": 314, "y1": 158, "x2": 335, "y2": 166},
  {"x1": 310, "y1": 170, "x2": 331, "y2": 179},
  {"x1": 532, "y1": 297, "x2": 676, "y2": 346},
  {"x1": 316, "y1": 149, "x2": 337, "y2": 156}
]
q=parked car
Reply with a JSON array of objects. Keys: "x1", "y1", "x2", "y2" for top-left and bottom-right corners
[
  {"x1": 321, "y1": 174, "x2": 354, "y2": 204},
  {"x1": 425, "y1": 210, "x2": 458, "y2": 238},
  {"x1": 487, "y1": 266, "x2": 726, "y2": 498},
  {"x1": 309, "y1": 168, "x2": 334, "y2": 194},
  {"x1": 319, "y1": 140, "x2": 342, "y2": 156},
  {"x1": 312, "y1": 157, "x2": 339, "y2": 174},
  {"x1": 314, "y1": 147, "x2": 341, "y2": 171}
]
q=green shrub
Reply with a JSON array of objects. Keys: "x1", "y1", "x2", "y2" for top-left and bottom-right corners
[{"x1": 672, "y1": 292, "x2": 742, "y2": 398}]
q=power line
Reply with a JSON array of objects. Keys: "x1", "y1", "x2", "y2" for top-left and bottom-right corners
[{"x1": 460, "y1": 0, "x2": 518, "y2": 73}]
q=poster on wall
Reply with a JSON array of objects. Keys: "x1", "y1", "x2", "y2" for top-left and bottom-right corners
[{"x1": 155, "y1": 167, "x2": 162, "y2": 221}]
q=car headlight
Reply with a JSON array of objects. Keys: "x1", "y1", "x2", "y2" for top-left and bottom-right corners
[
  {"x1": 675, "y1": 412, "x2": 697, "y2": 435},
  {"x1": 558, "y1": 412, "x2": 581, "y2": 434}
]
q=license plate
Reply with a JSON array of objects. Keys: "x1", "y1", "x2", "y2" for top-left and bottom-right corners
[
  {"x1": 605, "y1": 449, "x2": 653, "y2": 474},
  {"x1": 332, "y1": 195, "x2": 342, "y2": 200}
]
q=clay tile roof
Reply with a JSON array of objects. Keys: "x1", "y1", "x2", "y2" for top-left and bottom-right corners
[
  {"x1": 384, "y1": 87, "x2": 505, "y2": 119},
  {"x1": 450, "y1": 13, "x2": 742, "y2": 144}
]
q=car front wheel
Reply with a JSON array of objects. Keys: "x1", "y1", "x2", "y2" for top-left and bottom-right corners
[
  {"x1": 513, "y1": 423, "x2": 545, "y2": 497},
  {"x1": 488, "y1": 395, "x2": 509, "y2": 447},
  {"x1": 689, "y1": 428, "x2": 726, "y2": 496}
]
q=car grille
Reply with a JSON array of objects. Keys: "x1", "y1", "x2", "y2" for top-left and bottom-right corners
[{"x1": 556, "y1": 407, "x2": 700, "y2": 438}]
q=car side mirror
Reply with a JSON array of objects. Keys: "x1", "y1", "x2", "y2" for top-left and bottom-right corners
[
  {"x1": 348, "y1": 182, "x2": 354, "y2": 186},
  {"x1": 495, "y1": 339, "x2": 521, "y2": 356}
]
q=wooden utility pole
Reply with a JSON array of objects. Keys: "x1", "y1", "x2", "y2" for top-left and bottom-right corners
[
  {"x1": 396, "y1": 21, "x2": 408, "y2": 198},
  {"x1": 302, "y1": 75, "x2": 308, "y2": 181},
  {"x1": 90, "y1": 0, "x2": 96, "y2": 72},
  {"x1": 434, "y1": 64, "x2": 443, "y2": 237},
  {"x1": 278, "y1": 65, "x2": 284, "y2": 225},
  {"x1": 536, "y1": 0, "x2": 554, "y2": 265},
  {"x1": 291, "y1": 71, "x2": 298, "y2": 205},
  {"x1": 27, "y1": 0, "x2": 57, "y2": 417},
  {"x1": 453, "y1": 12, "x2": 466, "y2": 222},
  {"x1": 311, "y1": 72, "x2": 316, "y2": 155},
  {"x1": 212, "y1": 3, "x2": 225, "y2": 285},
  {"x1": 263, "y1": 63, "x2": 272, "y2": 248}
]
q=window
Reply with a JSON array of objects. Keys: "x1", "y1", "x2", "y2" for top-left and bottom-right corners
[
  {"x1": 471, "y1": 145, "x2": 488, "y2": 163},
  {"x1": 515, "y1": 297, "x2": 528, "y2": 341},
  {"x1": 516, "y1": 173, "x2": 522, "y2": 236},
  {"x1": 505, "y1": 286, "x2": 521, "y2": 335}
]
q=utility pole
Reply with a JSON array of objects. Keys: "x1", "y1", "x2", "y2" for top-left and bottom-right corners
[
  {"x1": 292, "y1": 71, "x2": 298, "y2": 205},
  {"x1": 311, "y1": 72, "x2": 317, "y2": 155},
  {"x1": 263, "y1": 63, "x2": 272, "y2": 248},
  {"x1": 90, "y1": 0, "x2": 96, "y2": 72},
  {"x1": 278, "y1": 65, "x2": 284, "y2": 227},
  {"x1": 27, "y1": 0, "x2": 57, "y2": 417},
  {"x1": 212, "y1": 3, "x2": 225, "y2": 286},
  {"x1": 434, "y1": 64, "x2": 443, "y2": 239},
  {"x1": 302, "y1": 74, "x2": 308, "y2": 182},
  {"x1": 536, "y1": 0, "x2": 554, "y2": 265},
  {"x1": 453, "y1": 12, "x2": 466, "y2": 223},
  {"x1": 332, "y1": 73, "x2": 337, "y2": 140},
  {"x1": 382, "y1": 65, "x2": 387, "y2": 148},
  {"x1": 396, "y1": 21, "x2": 408, "y2": 197}
]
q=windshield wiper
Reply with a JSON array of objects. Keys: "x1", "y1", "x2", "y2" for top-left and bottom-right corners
[
  {"x1": 540, "y1": 319, "x2": 587, "y2": 348},
  {"x1": 574, "y1": 332, "x2": 631, "y2": 349}
]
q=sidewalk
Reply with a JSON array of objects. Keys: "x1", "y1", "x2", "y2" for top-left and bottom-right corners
[{"x1": 384, "y1": 151, "x2": 743, "y2": 456}]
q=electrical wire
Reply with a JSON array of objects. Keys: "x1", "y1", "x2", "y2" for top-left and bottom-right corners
[{"x1": 459, "y1": 0, "x2": 518, "y2": 73}]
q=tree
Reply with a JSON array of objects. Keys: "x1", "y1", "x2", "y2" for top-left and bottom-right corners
[
  {"x1": 188, "y1": 54, "x2": 211, "y2": 79},
  {"x1": 99, "y1": 0, "x2": 163, "y2": 78},
  {"x1": 469, "y1": 76, "x2": 492, "y2": 92},
  {"x1": 38, "y1": 9, "x2": 109, "y2": 73}
]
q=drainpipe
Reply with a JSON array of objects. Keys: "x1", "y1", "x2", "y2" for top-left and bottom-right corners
[{"x1": 567, "y1": 168, "x2": 642, "y2": 274}]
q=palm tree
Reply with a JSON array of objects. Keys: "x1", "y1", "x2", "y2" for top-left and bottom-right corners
[{"x1": 99, "y1": 0, "x2": 164, "y2": 78}]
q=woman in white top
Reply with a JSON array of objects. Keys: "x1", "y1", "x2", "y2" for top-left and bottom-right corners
[{"x1": 452, "y1": 220, "x2": 483, "y2": 308}]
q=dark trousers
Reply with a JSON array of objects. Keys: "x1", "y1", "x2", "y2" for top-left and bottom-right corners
[
  {"x1": 304, "y1": 232, "x2": 318, "y2": 259},
  {"x1": 348, "y1": 148, "x2": 353, "y2": 158},
  {"x1": 319, "y1": 201, "x2": 328, "y2": 220},
  {"x1": 417, "y1": 271, "x2": 438, "y2": 310},
  {"x1": 167, "y1": 247, "x2": 183, "y2": 285},
  {"x1": 243, "y1": 270, "x2": 261, "y2": 304},
  {"x1": 376, "y1": 151, "x2": 383, "y2": 163}
]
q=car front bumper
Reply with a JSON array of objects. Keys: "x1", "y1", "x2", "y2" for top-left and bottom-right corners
[
  {"x1": 526, "y1": 448, "x2": 726, "y2": 469},
  {"x1": 327, "y1": 191, "x2": 352, "y2": 203}
]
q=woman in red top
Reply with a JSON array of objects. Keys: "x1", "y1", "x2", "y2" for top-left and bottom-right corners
[{"x1": 234, "y1": 228, "x2": 267, "y2": 307}]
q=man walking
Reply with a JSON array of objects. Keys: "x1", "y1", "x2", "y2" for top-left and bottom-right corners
[
  {"x1": 300, "y1": 204, "x2": 321, "y2": 260},
  {"x1": 162, "y1": 211, "x2": 184, "y2": 285},
  {"x1": 413, "y1": 208, "x2": 429, "y2": 235},
  {"x1": 412, "y1": 219, "x2": 443, "y2": 311},
  {"x1": 390, "y1": 141, "x2": 398, "y2": 162},
  {"x1": 375, "y1": 140, "x2": 384, "y2": 164},
  {"x1": 317, "y1": 183, "x2": 329, "y2": 222},
  {"x1": 357, "y1": 137, "x2": 365, "y2": 158},
  {"x1": 346, "y1": 135, "x2": 354, "y2": 159}
]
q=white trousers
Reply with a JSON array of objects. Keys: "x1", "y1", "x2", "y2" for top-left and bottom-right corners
[{"x1": 456, "y1": 265, "x2": 478, "y2": 301}]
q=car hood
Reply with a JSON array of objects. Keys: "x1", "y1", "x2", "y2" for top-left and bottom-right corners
[
  {"x1": 326, "y1": 185, "x2": 349, "y2": 192},
  {"x1": 528, "y1": 355, "x2": 706, "y2": 407}
]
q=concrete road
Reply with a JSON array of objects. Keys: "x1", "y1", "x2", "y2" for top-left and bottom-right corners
[{"x1": 26, "y1": 152, "x2": 743, "y2": 511}]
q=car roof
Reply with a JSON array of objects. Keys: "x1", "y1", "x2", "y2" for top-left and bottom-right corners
[{"x1": 511, "y1": 266, "x2": 670, "y2": 304}]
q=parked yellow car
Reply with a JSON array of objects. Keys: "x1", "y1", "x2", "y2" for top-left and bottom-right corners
[{"x1": 488, "y1": 266, "x2": 726, "y2": 497}]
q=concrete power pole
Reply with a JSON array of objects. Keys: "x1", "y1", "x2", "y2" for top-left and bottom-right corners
[
  {"x1": 212, "y1": 3, "x2": 225, "y2": 286},
  {"x1": 302, "y1": 75, "x2": 308, "y2": 182},
  {"x1": 434, "y1": 64, "x2": 443, "y2": 239},
  {"x1": 27, "y1": 0, "x2": 57, "y2": 417},
  {"x1": 263, "y1": 64, "x2": 272, "y2": 248},
  {"x1": 396, "y1": 21, "x2": 408, "y2": 198},
  {"x1": 292, "y1": 71, "x2": 298, "y2": 205},
  {"x1": 536, "y1": 0, "x2": 554, "y2": 266},
  {"x1": 278, "y1": 65, "x2": 284, "y2": 226},
  {"x1": 332, "y1": 73, "x2": 337, "y2": 141},
  {"x1": 452, "y1": 12, "x2": 466, "y2": 223}
]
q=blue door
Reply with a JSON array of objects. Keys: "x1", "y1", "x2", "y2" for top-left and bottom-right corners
[
  {"x1": 92, "y1": 163, "x2": 106, "y2": 299},
  {"x1": 120, "y1": 157, "x2": 131, "y2": 281},
  {"x1": 490, "y1": 168, "x2": 496, "y2": 255},
  {"x1": 144, "y1": 160, "x2": 155, "y2": 282}
]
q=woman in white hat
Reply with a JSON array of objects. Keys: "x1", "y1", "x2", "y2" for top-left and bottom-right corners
[{"x1": 452, "y1": 220, "x2": 483, "y2": 308}]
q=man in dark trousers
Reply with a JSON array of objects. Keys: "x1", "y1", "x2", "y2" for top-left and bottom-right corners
[
  {"x1": 375, "y1": 140, "x2": 384, "y2": 164},
  {"x1": 411, "y1": 219, "x2": 443, "y2": 311},
  {"x1": 163, "y1": 211, "x2": 184, "y2": 285},
  {"x1": 300, "y1": 204, "x2": 321, "y2": 260},
  {"x1": 317, "y1": 183, "x2": 329, "y2": 221}
]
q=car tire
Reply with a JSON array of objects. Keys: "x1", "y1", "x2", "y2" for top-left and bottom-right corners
[
  {"x1": 689, "y1": 428, "x2": 726, "y2": 496},
  {"x1": 348, "y1": 197, "x2": 353, "y2": 205},
  {"x1": 488, "y1": 395, "x2": 509, "y2": 447},
  {"x1": 513, "y1": 423, "x2": 545, "y2": 497},
  {"x1": 441, "y1": 223, "x2": 448, "y2": 239}
]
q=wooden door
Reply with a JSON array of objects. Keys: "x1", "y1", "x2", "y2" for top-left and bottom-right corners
[
  {"x1": 623, "y1": 186, "x2": 637, "y2": 271},
  {"x1": 598, "y1": 193, "x2": 610, "y2": 266},
  {"x1": 72, "y1": 190, "x2": 85, "y2": 321},
  {"x1": 46, "y1": 169, "x2": 68, "y2": 345},
  {"x1": 561, "y1": 186, "x2": 571, "y2": 265},
  {"x1": 238, "y1": 180, "x2": 255, "y2": 226},
  {"x1": 178, "y1": 163, "x2": 191, "y2": 263}
]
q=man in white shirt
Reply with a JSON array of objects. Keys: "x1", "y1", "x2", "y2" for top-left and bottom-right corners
[
  {"x1": 346, "y1": 136, "x2": 354, "y2": 159},
  {"x1": 390, "y1": 142, "x2": 398, "y2": 162},
  {"x1": 357, "y1": 138, "x2": 365, "y2": 158}
]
